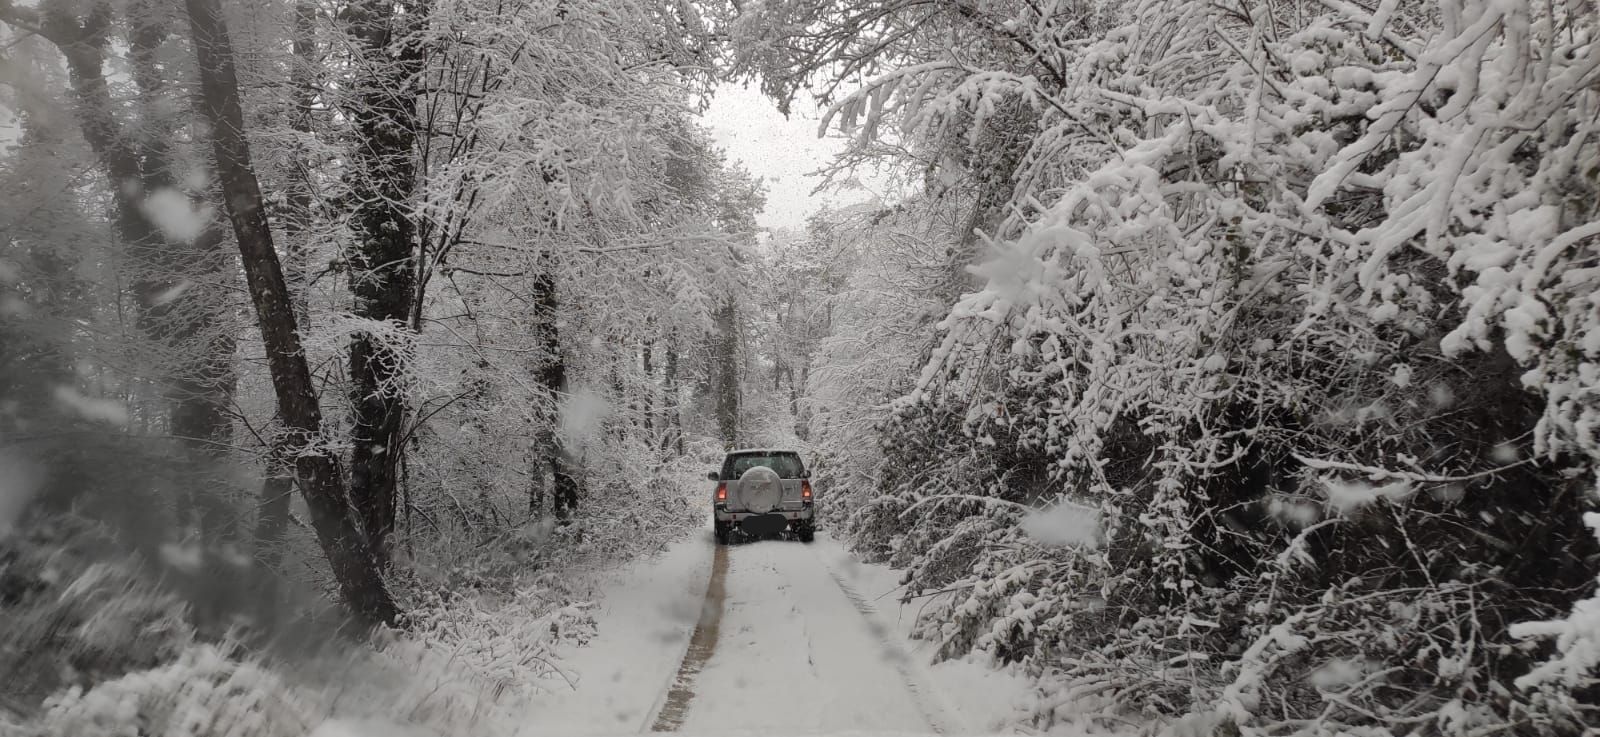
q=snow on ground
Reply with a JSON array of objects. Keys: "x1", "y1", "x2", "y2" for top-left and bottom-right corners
[
  {"x1": 503, "y1": 513, "x2": 1050, "y2": 736},
  {"x1": 817, "y1": 541, "x2": 1049, "y2": 735},
  {"x1": 299, "y1": 509, "x2": 1076, "y2": 737},
  {"x1": 517, "y1": 527, "x2": 717, "y2": 736},
  {"x1": 676, "y1": 537, "x2": 942, "y2": 735}
]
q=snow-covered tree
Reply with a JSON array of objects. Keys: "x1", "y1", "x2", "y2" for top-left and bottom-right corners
[{"x1": 747, "y1": 0, "x2": 1600, "y2": 731}]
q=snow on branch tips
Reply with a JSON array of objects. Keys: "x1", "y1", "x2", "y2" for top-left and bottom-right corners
[
  {"x1": 1315, "y1": 476, "x2": 1414, "y2": 515},
  {"x1": 1509, "y1": 513, "x2": 1600, "y2": 691}
]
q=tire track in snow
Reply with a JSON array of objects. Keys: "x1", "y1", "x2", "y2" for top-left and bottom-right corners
[
  {"x1": 820, "y1": 549, "x2": 957, "y2": 735},
  {"x1": 646, "y1": 541, "x2": 728, "y2": 732}
]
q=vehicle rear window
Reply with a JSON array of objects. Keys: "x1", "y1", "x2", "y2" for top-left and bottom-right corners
[{"x1": 723, "y1": 453, "x2": 804, "y2": 479}]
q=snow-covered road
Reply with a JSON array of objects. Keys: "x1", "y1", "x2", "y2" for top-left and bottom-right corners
[
  {"x1": 514, "y1": 524, "x2": 1040, "y2": 737},
  {"x1": 661, "y1": 539, "x2": 954, "y2": 735}
]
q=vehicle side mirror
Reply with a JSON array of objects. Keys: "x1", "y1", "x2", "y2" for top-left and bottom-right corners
[
  {"x1": 800, "y1": 469, "x2": 811, "y2": 479},
  {"x1": 707, "y1": 471, "x2": 720, "y2": 481}
]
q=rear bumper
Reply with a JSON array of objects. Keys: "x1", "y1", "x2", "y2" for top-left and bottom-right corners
[{"x1": 715, "y1": 507, "x2": 814, "y2": 524}]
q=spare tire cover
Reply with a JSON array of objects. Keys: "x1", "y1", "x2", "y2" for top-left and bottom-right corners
[{"x1": 737, "y1": 465, "x2": 783, "y2": 514}]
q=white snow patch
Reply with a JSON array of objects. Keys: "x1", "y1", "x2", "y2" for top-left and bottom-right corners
[
  {"x1": 1310, "y1": 658, "x2": 1375, "y2": 691},
  {"x1": 1491, "y1": 442, "x2": 1519, "y2": 464},
  {"x1": 53, "y1": 386, "x2": 129, "y2": 425},
  {"x1": 515, "y1": 524, "x2": 712, "y2": 736},
  {"x1": 512, "y1": 515, "x2": 1049, "y2": 737},
  {"x1": 1318, "y1": 476, "x2": 1414, "y2": 514},
  {"x1": 184, "y1": 167, "x2": 211, "y2": 192},
  {"x1": 1391, "y1": 363, "x2": 1412, "y2": 388},
  {"x1": 558, "y1": 387, "x2": 610, "y2": 453},
  {"x1": 139, "y1": 188, "x2": 213, "y2": 242},
  {"x1": 159, "y1": 542, "x2": 204, "y2": 574},
  {"x1": 1021, "y1": 500, "x2": 1102, "y2": 549},
  {"x1": 150, "y1": 280, "x2": 193, "y2": 307},
  {"x1": 1268, "y1": 496, "x2": 1322, "y2": 527},
  {"x1": 828, "y1": 538, "x2": 1095, "y2": 734}
]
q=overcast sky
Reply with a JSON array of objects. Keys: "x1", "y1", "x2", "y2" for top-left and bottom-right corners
[
  {"x1": 699, "y1": 83, "x2": 880, "y2": 232},
  {"x1": 0, "y1": 81, "x2": 874, "y2": 232}
]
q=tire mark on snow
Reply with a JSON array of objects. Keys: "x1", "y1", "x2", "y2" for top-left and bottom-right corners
[
  {"x1": 821, "y1": 552, "x2": 954, "y2": 735},
  {"x1": 647, "y1": 541, "x2": 728, "y2": 732}
]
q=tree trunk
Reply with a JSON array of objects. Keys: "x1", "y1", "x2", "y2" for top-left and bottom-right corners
[
  {"x1": 665, "y1": 335, "x2": 682, "y2": 456},
  {"x1": 714, "y1": 297, "x2": 739, "y2": 446},
  {"x1": 789, "y1": 368, "x2": 799, "y2": 416},
  {"x1": 531, "y1": 252, "x2": 578, "y2": 522},
  {"x1": 185, "y1": 0, "x2": 399, "y2": 628},
  {"x1": 642, "y1": 341, "x2": 653, "y2": 433},
  {"x1": 344, "y1": 0, "x2": 427, "y2": 567}
]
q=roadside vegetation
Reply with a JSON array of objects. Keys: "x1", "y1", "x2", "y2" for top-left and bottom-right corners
[
  {"x1": 776, "y1": 1, "x2": 1600, "y2": 734},
  {"x1": 0, "y1": 0, "x2": 790, "y2": 731}
]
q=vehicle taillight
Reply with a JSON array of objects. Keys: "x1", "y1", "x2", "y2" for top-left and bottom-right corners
[
  {"x1": 801, "y1": 480, "x2": 812, "y2": 501},
  {"x1": 716, "y1": 482, "x2": 727, "y2": 502}
]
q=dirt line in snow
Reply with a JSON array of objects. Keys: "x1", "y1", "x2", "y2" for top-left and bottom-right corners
[
  {"x1": 648, "y1": 541, "x2": 728, "y2": 732},
  {"x1": 822, "y1": 555, "x2": 951, "y2": 735}
]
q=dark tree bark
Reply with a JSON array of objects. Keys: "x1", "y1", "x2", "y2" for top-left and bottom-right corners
[
  {"x1": 184, "y1": 0, "x2": 399, "y2": 627},
  {"x1": 713, "y1": 297, "x2": 739, "y2": 446},
  {"x1": 665, "y1": 336, "x2": 683, "y2": 456},
  {"x1": 642, "y1": 340, "x2": 654, "y2": 433},
  {"x1": 789, "y1": 368, "x2": 799, "y2": 416},
  {"x1": 343, "y1": 0, "x2": 428, "y2": 567},
  {"x1": 794, "y1": 362, "x2": 809, "y2": 441},
  {"x1": 531, "y1": 252, "x2": 578, "y2": 522}
]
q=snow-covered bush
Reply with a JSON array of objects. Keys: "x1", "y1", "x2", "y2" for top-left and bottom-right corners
[
  {"x1": 18, "y1": 585, "x2": 600, "y2": 737},
  {"x1": 388, "y1": 590, "x2": 596, "y2": 707},
  {"x1": 36, "y1": 645, "x2": 311, "y2": 737},
  {"x1": 787, "y1": 0, "x2": 1600, "y2": 732}
]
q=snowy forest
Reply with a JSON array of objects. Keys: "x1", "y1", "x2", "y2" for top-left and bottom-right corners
[{"x1": 1, "y1": 0, "x2": 1598, "y2": 735}]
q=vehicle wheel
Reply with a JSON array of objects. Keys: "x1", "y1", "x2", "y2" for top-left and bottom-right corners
[
  {"x1": 797, "y1": 527, "x2": 815, "y2": 543},
  {"x1": 714, "y1": 522, "x2": 730, "y2": 545}
]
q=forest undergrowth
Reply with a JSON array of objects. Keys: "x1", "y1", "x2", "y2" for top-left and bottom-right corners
[{"x1": 0, "y1": 445, "x2": 705, "y2": 737}]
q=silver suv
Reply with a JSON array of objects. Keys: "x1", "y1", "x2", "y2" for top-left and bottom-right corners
[{"x1": 709, "y1": 448, "x2": 816, "y2": 544}]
